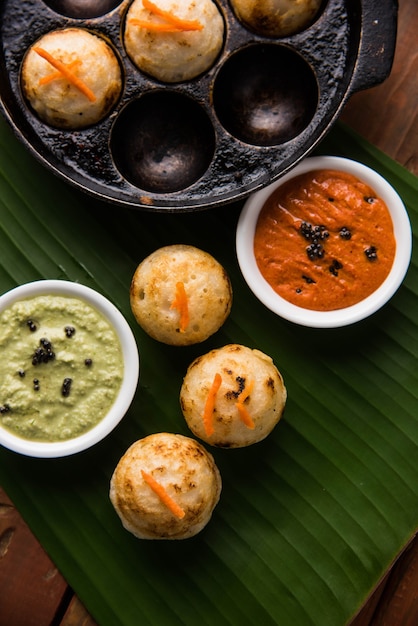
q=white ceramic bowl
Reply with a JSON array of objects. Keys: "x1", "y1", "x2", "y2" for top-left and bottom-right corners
[
  {"x1": 236, "y1": 156, "x2": 412, "y2": 328},
  {"x1": 0, "y1": 279, "x2": 139, "y2": 457}
]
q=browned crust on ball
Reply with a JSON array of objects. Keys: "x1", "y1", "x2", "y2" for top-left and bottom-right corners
[
  {"x1": 180, "y1": 344, "x2": 287, "y2": 448},
  {"x1": 109, "y1": 433, "x2": 222, "y2": 539},
  {"x1": 130, "y1": 245, "x2": 232, "y2": 346}
]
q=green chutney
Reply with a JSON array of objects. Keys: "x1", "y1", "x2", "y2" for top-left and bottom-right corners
[{"x1": 0, "y1": 294, "x2": 124, "y2": 442}]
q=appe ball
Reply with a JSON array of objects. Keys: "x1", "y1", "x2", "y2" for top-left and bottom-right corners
[
  {"x1": 124, "y1": 0, "x2": 225, "y2": 83},
  {"x1": 109, "y1": 433, "x2": 222, "y2": 540},
  {"x1": 21, "y1": 28, "x2": 122, "y2": 129},
  {"x1": 180, "y1": 344, "x2": 287, "y2": 448},
  {"x1": 130, "y1": 245, "x2": 232, "y2": 346},
  {"x1": 230, "y1": 0, "x2": 322, "y2": 37}
]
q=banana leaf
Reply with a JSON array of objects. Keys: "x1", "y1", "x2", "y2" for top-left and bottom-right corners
[{"x1": 0, "y1": 114, "x2": 417, "y2": 626}]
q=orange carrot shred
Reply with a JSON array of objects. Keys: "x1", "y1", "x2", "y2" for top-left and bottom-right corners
[
  {"x1": 236, "y1": 380, "x2": 255, "y2": 429},
  {"x1": 170, "y1": 281, "x2": 189, "y2": 333},
  {"x1": 39, "y1": 59, "x2": 82, "y2": 85},
  {"x1": 129, "y1": 18, "x2": 183, "y2": 32},
  {"x1": 34, "y1": 47, "x2": 96, "y2": 102},
  {"x1": 202, "y1": 372, "x2": 222, "y2": 437},
  {"x1": 142, "y1": 0, "x2": 203, "y2": 31},
  {"x1": 141, "y1": 470, "x2": 185, "y2": 519}
]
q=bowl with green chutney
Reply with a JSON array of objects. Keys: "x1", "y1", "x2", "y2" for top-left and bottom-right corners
[{"x1": 0, "y1": 279, "x2": 139, "y2": 457}]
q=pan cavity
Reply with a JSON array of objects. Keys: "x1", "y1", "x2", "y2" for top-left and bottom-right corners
[
  {"x1": 213, "y1": 44, "x2": 318, "y2": 146},
  {"x1": 42, "y1": 0, "x2": 123, "y2": 18},
  {"x1": 110, "y1": 91, "x2": 216, "y2": 194}
]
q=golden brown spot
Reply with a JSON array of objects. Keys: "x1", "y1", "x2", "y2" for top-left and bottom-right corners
[{"x1": 266, "y1": 377, "x2": 275, "y2": 390}]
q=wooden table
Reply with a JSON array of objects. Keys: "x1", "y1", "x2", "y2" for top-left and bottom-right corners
[{"x1": 1, "y1": 1, "x2": 417, "y2": 624}]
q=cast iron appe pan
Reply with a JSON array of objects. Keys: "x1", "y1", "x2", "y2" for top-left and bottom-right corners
[{"x1": 0, "y1": 0, "x2": 397, "y2": 212}]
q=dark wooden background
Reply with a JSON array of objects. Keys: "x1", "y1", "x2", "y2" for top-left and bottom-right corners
[{"x1": 1, "y1": 0, "x2": 417, "y2": 623}]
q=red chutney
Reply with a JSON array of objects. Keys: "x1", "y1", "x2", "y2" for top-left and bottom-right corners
[{"x1": 254, "y1": 169, "x2": 396, "y2": 311}]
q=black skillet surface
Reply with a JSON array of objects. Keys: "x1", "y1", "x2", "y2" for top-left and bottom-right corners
[{"x1": 0, "y1": 0, "x2": 397, "y2": 211}]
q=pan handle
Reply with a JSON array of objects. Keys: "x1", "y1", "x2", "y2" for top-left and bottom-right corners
[{"x1": 349, "y1": 0, "x2": 398, "y2": 94}]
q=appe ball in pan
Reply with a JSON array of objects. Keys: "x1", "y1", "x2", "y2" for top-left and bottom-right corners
[
  {"x1": 21, "y1": 28, "x2": 122, "y2": 129},
  {"x1": 130, "y1": 245, "x2": 232, "y2": 346},
  {"x1": 230, "y1": 0, "x2": 322, "y2": 37},
  {"x1": 109, "y1": 432, "x2": 222, "y2": 540},
  {"x1": 180, "y1": 344, "x2": 287, "y2": 448},
  {"x1": 124, "y1": 0, "x2": 225, "y2": 83}
]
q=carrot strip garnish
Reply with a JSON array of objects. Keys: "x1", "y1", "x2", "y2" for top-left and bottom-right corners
[
  {"x1": 141, "y1": 470, "x2": 185, "y2": 519},
  {"x1": 34, "y1": 47, "x2": 96, "y2": 102},
  {"x1": 129, "y1": 18, "x2": 184, "y2": 32},
  {"x1": 202, "y1": 372, "x2": 222, "y2": 437},
  {"x1": 142, "y1": 0, "x2": 203, "y2": 31},
  {"x1": 236, "y1": 380, "x2": 255, "y2": 429},
  {"x1": 170, "y1": 281, "x2": 189, "y2": 333},
  {"x1": 39, "y1": 59, "x2": 82, "y2": 85}
]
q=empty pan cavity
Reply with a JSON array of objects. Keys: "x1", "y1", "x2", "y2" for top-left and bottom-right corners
[
  {"x1": 110, "y1": 91, "x2": 216, "y2": 194},
  {"x1": 213, "y1": 44, "x2": 318, "y2": 146},
  {"x1": 42, "y1": 0, "x2": 123, "y2": 18}
]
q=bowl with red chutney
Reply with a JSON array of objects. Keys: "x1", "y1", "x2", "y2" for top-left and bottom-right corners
[
  {"x1": 0, "y1": 279, "x2": 139, "y2": 457},
  {"x1": 236, "y1": 156, "x2": 412, "y2": 328}
]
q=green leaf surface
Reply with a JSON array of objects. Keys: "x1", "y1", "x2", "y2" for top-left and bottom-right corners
[{"x1": 0, "y1": 116, "x2": 417, "y2": 626}]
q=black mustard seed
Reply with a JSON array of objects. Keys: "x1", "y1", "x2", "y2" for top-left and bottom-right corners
[
  {"x1": 65, "y1": 326, "x2": 76, "y2": 338},
  {"x1": 61, "y1": 378, "x2": 72, "y2": 397},
  {"x1": 31, "y1": 338, "x2": 55, "y2": 365},
  {"x1": 302, "y1": 275, "x2": 316, "y2": 284},
  {"x1": 365, "y1": 246, "x2": 378, "y2": 261},
  {"x1": 329, "y1": 260, "x2": 343, "y2": 276},
  {"x1": 306, "y1": 242, "x2": 325, "y2": 260},
  {"x1": 26, "y1": 319, "x2": 37, "y2": 332},
  {"x1": 300, "y1": 222, "x2": 329, "y2": 261},
  {"x1": 300, "y1": 222, "x2": 329, "y2": 242},
  {"x1": 339, "y1": 227, "x2": 352, "y2": 240},
  {"x1": 225, "y1": 376, "x2": 246, "y2": 399}
]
